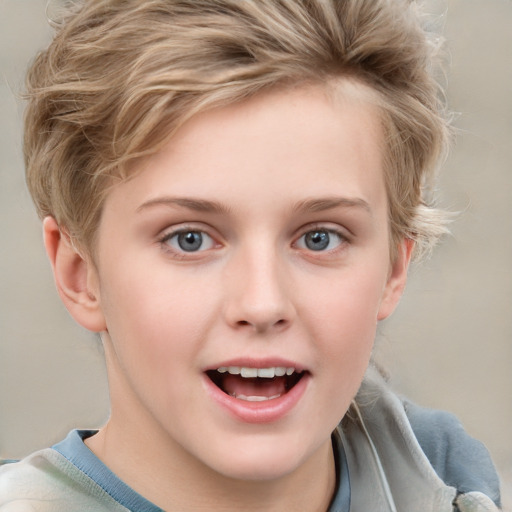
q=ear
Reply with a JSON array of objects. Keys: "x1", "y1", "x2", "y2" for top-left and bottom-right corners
[
  {"x1": 43, "y1": 216, "x2": 106, "y2": 332},
  {"x1": 377, "y1": 238, "x2": 414, "y2": 321}
]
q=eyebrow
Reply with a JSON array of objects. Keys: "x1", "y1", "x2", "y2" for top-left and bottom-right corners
[
  {"x1": 136, "y1": 195, "x2": 371, "y2": 216},
  {"x1": 136, "y1": 196, "x2": 230, "y2": 214},
  {"x1": 292, "y1": 197, "x2": 372, "y2": 215}
]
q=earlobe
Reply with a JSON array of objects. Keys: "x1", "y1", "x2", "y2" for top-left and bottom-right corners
[
  {"x1": 43, "y1": 216, "x2": 106, "y2": 333},
  {"x1": 377, "y1": 238, "x2": 414, "y2": 321}
]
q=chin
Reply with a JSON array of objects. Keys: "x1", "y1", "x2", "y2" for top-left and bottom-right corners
[
  {"x1": 216, "y1": 459, "x2": 301, "y2": 483},
  {"x1": 198, "y1": 435, "x2": 317, "y2": 483}
]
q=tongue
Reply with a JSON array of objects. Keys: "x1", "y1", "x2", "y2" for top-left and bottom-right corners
[{"x1": 222, "y1": 375, "x2": 287, "y2": 398}]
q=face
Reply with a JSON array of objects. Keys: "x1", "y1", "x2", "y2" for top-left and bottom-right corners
[{"x1": 82, "y1": 84, "x2": 409, "y2": 482}]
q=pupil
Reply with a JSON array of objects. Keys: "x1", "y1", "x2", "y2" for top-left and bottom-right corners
[
  {"x1": 178, "y1": 231, "x2": 202, "y2": 251},
  {"x1": 305, "y1": 231, "x2": 329, "y2": 251}
]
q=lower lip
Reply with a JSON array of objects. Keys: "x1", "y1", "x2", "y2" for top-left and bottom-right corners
[{"x1": 203, "y1": 373, "x2": 310, "y2": 424}]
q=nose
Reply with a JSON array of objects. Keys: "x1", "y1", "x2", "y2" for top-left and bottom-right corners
[{"x1": 223, "y1": 244, "x2": 295, "y2": 333}]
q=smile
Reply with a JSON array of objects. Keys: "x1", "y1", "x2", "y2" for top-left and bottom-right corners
[{"x1": 206, "y1": 366, "x2": 305, "y2": 402}]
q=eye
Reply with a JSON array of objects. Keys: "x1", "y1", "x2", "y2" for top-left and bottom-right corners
[
  {"x1": 296, "y1": 229, "x2": 344, "y2": 252},
  {"x1": 163, "y1": 230, "x2": 215, "y2": 253}
]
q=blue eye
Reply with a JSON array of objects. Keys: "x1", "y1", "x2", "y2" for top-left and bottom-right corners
[
  {"x1": 297, "y1": 229, "x2": 343, "y2": 252},
  {"x1": 164, "y1": 230, "x2": 215, "y2": 252}
]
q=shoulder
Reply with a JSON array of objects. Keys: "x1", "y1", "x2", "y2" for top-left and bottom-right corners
[
  {"x1": 404, "y1": 400, "x2": 502, "y2": 508},
  {"x1": 0, "y1": 448, "x2": 125, "y2": 512},
  {"x1": 353, "y1": 367, "x2": 502, "y2": 509},
  {"x1": 0, "y1": 449, "x2": 67, "y2": 511}
]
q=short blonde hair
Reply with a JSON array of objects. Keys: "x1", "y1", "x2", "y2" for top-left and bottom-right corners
[{"x1": 25, "y1": 0, "x2": 450, "y2": 259}]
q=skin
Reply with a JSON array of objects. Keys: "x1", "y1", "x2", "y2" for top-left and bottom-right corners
[{"x1": 44, "y1": 82, "x2": 412, "y2": 511}]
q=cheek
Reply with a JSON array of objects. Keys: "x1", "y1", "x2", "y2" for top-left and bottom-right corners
[
  {"x1": 297, "y1": 274, "x2": 382, "y2": 439},
  {"x1": 303, "y1": 266, "x2": 386, "y2": 339},
  {"x1": 300, "y1": 265, "x2": 387, "y2": 383},
  {"x1": 99, "y1": 288, "x2": 206, "y2": 421},
  {"x1": 98, "y1": 267, "x2": 211, "y2": 377}
]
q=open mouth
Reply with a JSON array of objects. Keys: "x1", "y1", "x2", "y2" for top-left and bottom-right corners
[{"x1": 206, "y1": 366, "x2": 306, "y2": 402}]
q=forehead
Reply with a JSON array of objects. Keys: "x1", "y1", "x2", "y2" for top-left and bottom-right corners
[{"x1": 103, "y1": 82, "x2": 387, "y2": 221}]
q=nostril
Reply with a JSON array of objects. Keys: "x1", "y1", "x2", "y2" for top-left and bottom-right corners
[{"x1": 235, "y1": 318, "x2": 288, "y2": 330}]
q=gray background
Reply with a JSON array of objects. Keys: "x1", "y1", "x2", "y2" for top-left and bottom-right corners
[{"x1": 1, "y1": 0, "x2": 511, "y2": 507}]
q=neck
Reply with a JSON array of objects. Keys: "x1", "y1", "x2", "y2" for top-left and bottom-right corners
[{"x1": 87, "y1": 419, "x2": 336, "y2": 512}]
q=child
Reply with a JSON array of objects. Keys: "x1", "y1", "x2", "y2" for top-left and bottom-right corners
[{"x1": 0, "y1": 0, "x2": 502, "y2": 510}]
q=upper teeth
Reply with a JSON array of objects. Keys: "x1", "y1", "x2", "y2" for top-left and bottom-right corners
[{"x1": 216, "y1": 366, "x2": 296, "y2": 378}]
